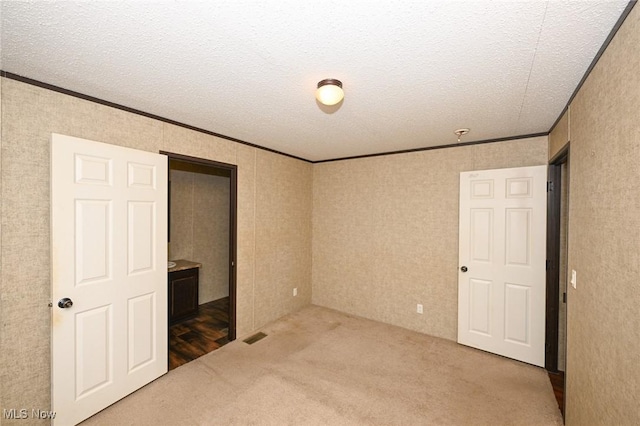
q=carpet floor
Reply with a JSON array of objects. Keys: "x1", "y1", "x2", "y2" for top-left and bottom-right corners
[{"x1": 82, "y1": 305, "x2": 563, "y2": 425}]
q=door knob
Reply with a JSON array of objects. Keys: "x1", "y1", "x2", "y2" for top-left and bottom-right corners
[
  {"x1": 460, "y1": 266, "x2": 468, "y2": 272},
  {"x1": 58, "y1": 298, "x2": 73, "y2": 309}
]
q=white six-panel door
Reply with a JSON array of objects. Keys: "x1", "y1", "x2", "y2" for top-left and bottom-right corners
[
  {"x1": 458, "y1": 165, "x2": 547, "y2": 366},
  {"x1": 51, "y1": 134, "x2": 167, "y2": 425}
]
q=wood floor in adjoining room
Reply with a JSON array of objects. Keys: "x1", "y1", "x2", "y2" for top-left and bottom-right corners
[
  {"x1": 548, "y1": 370, "x2": 565, "y2": 417},
  {"x1": 169, "y1": 297, "x2": 230, "y2": 370}
]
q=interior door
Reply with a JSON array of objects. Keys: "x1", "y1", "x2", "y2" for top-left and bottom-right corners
[
  {"x1": 458, "y1": 165, "x2": 547, "y2": 366},
  {"x1": 51, "y1": 133, "x2": 168, "y2": 425}
]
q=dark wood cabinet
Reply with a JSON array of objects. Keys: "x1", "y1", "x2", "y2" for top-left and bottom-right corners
[{"x1": 168, "y1": 267, "x2": 199, "y2": 324}]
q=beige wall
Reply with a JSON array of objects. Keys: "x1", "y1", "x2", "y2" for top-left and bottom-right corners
[
  {"x1": 0, "y1": 77, "x2": 313, "y2": 416},
  {"x1": 549, "y1": 109, "x2": 569, "y2": 159},
  {"x1": 312, "y1": 136, "x2": 548, "y2": 340},
  {"x1": 254, "y1": 150, "x2": 313, "y2": 327},
  {"x1": 563, "y1": 5, "x2": 640, "y2": 425},
  {"x1": 170, "y1": 169, "x2": 230, "y2": 304}
]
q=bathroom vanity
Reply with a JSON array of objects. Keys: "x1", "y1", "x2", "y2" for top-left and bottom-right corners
[{"x1": 168, "y1": 260, "x2": 202, "y2": 324}]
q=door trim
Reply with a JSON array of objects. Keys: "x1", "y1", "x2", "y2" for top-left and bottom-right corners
[
  {"x1": 545, "y1": 144, "x2": 569, "y2": 372},
  {"x1": 160, "y1": 151, "x2": 238, "y2": 341}
]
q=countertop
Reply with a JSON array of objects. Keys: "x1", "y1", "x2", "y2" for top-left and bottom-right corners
[{"x1": 168, "y1": 259, "x2": 202, "y2": 273}]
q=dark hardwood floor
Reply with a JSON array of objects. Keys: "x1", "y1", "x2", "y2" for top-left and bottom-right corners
[
  {"x1": 169, "y1": 296, "x2": 230, "y2": 370},
  {"x1": 548, "y1": 370, "x2": 565, "y2": 417}
]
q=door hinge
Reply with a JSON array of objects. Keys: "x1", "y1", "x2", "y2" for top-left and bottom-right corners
[
  {"x1": 563, "y1": 292, "x2": 567, "y2": 303},
  {"x1": 547, "y1": 181, "x2": 554, "y2": 192},
  {"x1": 546, "y1": 259, "x2": 551, "y2": 270}
]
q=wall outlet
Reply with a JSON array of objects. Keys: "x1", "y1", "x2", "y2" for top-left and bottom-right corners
[
  {"x1": 293, "y1": 288, "x2": 298, "y2": 297},
  {"x1": 416, "y1": 304, "x2": 423, "y2": 314},
  {"x1": 571, "y1": 270, "x2": 577, "y2": 289}
]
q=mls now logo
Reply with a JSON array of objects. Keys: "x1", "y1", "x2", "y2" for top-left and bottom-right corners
[
  {"x1": 32, "y1": 409, "x2": 57, "y2": 419},
  {"x1": 3, "y1": 408, "x2": 56, "y2": 420},
  {"x1": 3, "y1": 409, "x2": 28, "y2": 419}
]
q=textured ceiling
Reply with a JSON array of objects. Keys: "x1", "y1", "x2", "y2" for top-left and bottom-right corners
[{"x1": 0, "y1": 1, "x2": 630, "y2": 161}]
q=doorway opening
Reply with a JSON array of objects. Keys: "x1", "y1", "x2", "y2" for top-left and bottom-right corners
[
  {"x1": 545, "y1": 144, "x2": 569, "y2": 418},
  {"x1": 162, "y1": 152, "x2": 237, "y2": 370}
]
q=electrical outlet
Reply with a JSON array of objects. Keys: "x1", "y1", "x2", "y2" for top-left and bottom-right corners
[
  {"x1": 571, "y1": 270, "x2": 577, "y2": 289},
  {"x1": 293, "y1": 288, "x2": 298, "y2": 297},
  {"x1": 417, "y1": 304, "x2": 423, "y2": 314}
]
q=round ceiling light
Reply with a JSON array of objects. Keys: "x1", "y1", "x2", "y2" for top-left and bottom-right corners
[{"x1": 316, "y1": 79, "x2": 344, "y2": 106}]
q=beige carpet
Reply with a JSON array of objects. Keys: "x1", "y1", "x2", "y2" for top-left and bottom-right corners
[{"x1": 82, "y1": 305, "x2": 563, "y2": 425}]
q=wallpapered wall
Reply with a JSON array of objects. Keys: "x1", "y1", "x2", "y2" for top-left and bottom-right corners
[
  {"x1": 0, "y1": 78, "x2": 313, "y2": 415},
  {"x1": 552, "y1": 5, "x2": 640, "y2": 425},
  {"x1": 312, "y1": 136, "x2": 548, "y2": 340},
  {"x1": 170, "y1": 169, "x2": 231, "y2": 304}
]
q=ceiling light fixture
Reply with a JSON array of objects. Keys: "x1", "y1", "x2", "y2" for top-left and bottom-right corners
[
  {"x1": 454, "y1": 128, "x2": 470, "y2": 142},
  {"x1": 316, "y1": 79, "x2": 344, "y2": 106}
]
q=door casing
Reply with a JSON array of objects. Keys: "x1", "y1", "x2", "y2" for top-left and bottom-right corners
[
  {"x1": 545, "y1": 144, "x2": 570, "y2": 418},
  {"x1": 161, "y1": 151, "x2": 238, "y2": 342}
]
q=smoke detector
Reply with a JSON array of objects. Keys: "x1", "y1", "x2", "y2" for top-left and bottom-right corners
[{"x1": 454, "y1": 128, "x2": 470, "y2": 142}]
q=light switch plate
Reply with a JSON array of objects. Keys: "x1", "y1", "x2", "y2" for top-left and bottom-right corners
[{"x1": 571, "y1": 270, "x2": 577, "y2": 289}]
